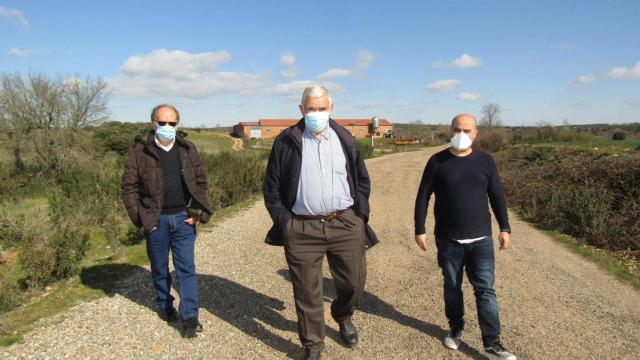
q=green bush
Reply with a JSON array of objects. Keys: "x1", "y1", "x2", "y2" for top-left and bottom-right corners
[
  {"x1": 50, "y1": 224, "x2": 90, "y2": 279},
  {"x1": 496, "y1": 146, "x2": 640, "y2": 253},
  {"x1": 356, "y1": 141, "x2": 374, "y2": 159},
  {"x1": 201, "y1": 151, "x2": 266, "y2": 211},
  {"x1": 0, "y1": 273, "x2": 22, "y2": 313},
  {"x1": 120, "y1": 224, "x2": 144, "y2": 246},
  {"x1": 474, "y1": 131, "x2": 507, "y2": 153},
  {"x1": 0, "y1": 212, "x2": 24, "y2": 249},
  {"x1": 18, "y1": 233, "x2": 56, "y2": 287},
  {"x1": 93, "y1": 121, "x2": 149, "y2": 155},
  {"x1": 612, "y1": 131, "x2": 626, "y2": 141}
]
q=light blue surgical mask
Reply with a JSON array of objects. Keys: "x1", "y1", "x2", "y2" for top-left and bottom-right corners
[
  {"x1": 304, "y1": 111, "x2": 330, "y2": 133},
  {"x1": 156, "y1": 125, "x2": 176, "y2": 142}
]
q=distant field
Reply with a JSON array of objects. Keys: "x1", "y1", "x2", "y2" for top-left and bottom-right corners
[{"x1": 186, "y1": 131, "x2": 235, "y2": 153}]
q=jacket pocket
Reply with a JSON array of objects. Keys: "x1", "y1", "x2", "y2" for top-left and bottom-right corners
[{"x1": 141, "y1": 197, "x2": 153, "y2": 209}]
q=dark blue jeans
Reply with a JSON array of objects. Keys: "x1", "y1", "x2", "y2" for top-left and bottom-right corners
[
  {"x1": 145, "y1": 211, "x2": 198, "y2": 320},
  {"x1": 436, "y1": 236, "x2": 500, "y2": 346}
]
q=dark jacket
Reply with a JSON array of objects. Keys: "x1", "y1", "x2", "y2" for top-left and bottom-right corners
[
  {"x1": 122, "y1": 130, "x2": 213, "y2": 232},
  {"x1": 263, "y1": 119, "x2": 379, "y2": 248}
]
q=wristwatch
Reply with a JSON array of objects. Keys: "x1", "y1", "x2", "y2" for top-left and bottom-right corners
[{"x1": 500, "y1": 227, "x2": 512, "y2": 234}]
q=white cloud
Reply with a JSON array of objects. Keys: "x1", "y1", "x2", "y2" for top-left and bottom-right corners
[
  {"x1": 0, "y1": 6, "x2": 29, "y2": 29},
  {"x1": 354, "y1": 49, "x2": 375, "y2": 71},
  {"x1": 456, "y1": 92, "x2": 483, "y2": 101},
  {"x1": 317, "y1": 68, "x2": 353, "y2": 80},
  {"x1": 574, "y1": 73, "x2": 597, "y2": 84},
  {"x1": 608, "y1": 61, "x2": 640, "y2": 80},
  {"x1": 121, "y1": 49, "x2": 231, "y2": 77},
  {"x1": 316, "y1": 49, "x2": 375, "y2": 80},
  {"x1": 7, "y1": 47, "x2": 49, "y2": 57},
  {"x1": 271, "y1": 80, "x2": 344, "y2": 100},
  {"x1": 433, "y1": 53, "x2": 482, "y2": 69},
  {"x1": 357, "y1": 100, "x2": 382, "y2": 109},
  {"x1": 280, "y1": 51, "x2": 298, "y2": 78},
  {"x1": 110, "y1": 49, "x2": 268, "y2": 98},
  {"x1": 426, "y1": 79, "x2": 462, "y2": 93}
]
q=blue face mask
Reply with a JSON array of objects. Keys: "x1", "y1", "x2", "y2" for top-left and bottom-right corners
[
  {"x1": 156, "y1": 125, "x2": 176, "y2": 142},
  {"x1": 304, "y1": 111, "x2": 330, "y2": 133}
]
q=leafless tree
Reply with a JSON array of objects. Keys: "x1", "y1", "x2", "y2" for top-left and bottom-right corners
[
  {"x1": 480, "y1": 103, "x2": 502, "y2": 128},
  {"x1": 0, "y1": 72, "x2": 110, "y2": 174}
]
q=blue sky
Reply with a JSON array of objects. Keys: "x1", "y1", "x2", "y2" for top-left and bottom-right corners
[{"x1": 1, "y1": 0, "x2": 639, "y2": 127}]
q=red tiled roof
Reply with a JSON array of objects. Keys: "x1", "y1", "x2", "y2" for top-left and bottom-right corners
[
  {"x1": 259, "y1": 119, "x2": 298, "y2": 126},
  {"x1": 257, "y1": 118, "x2": 391, "y2": 126},
  {"x1": 238, "y1": 121, "x2": 260, "y2": 126}
]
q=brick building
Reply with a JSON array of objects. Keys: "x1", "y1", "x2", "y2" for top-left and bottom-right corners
[{"x1": 233, "y1": 118, "x2": 393, "y2": 139}]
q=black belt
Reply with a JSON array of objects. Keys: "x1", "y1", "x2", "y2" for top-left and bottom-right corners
[{"x1": 294, "y1": 209, "x2": 346, "y2": 222}]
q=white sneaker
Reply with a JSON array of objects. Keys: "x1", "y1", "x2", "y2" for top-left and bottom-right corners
[
  {"x1": 484, "y1": 340, "x2": 517, "y2": 360},
  {"x1": 443, "y1": 330, "x2": 462, "y2": 350}
]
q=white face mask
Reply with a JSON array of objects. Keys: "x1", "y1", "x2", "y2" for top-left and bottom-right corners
[
  {"x1": 450, "y1": 132, "x2": 473, "y2": 152},
  {"x1": 304, "y1": 111, "x2": 330, "y2": 133}
]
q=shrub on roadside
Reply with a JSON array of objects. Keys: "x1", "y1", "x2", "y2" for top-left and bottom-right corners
[
  {"x1": 18, "y1": 233, "x2": 56, "y2": 288},
  {"x1": 474, "y1": 131, "x2": 507, "y2": 153},
  {"x1": 495, "y1": 146, "x2": 640, "y2": 254},
  {"x1": 0, "y1": 272, "x2": 22, "y2": 313},
  {"x1": 201, "y1": 151, "x2": 266, "y2": 211}
]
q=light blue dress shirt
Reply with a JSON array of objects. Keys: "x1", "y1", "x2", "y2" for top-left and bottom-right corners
[{"x1": 292, "y1": 127, "x2": 354, "y2": 216}]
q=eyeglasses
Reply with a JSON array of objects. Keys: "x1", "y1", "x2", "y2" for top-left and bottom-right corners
[{"x1": 155, "y1": 121, "x2": 178, "y2": 127}]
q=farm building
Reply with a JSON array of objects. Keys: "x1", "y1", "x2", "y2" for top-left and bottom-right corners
[{"x1": 233, "y1": 118, "x2": 393, "y2": 139}]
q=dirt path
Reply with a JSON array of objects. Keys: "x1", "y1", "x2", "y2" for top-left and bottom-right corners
[
  {"x1": 3, "y1": 147, "x2": 639, "y2": 359},
  {"x1": 231, "y1": 137, "x2": 244, "y2": 151}
]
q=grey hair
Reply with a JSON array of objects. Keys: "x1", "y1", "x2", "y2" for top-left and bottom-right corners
[
  {"x1": 150, "y1": 104, "x2": 180, "y2": 122},
  {"x1": 301, "y1": 86, "x2": 332, "y2": 106}
]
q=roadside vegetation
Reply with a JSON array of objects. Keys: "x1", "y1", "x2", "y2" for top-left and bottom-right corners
[{"x1": 0, "y1": 72, "x2": 265, "y2": 345}]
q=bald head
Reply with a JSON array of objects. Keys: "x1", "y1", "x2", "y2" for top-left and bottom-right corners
[
  {"x1": 450, "y1": 113, "x2": 478, "y2": 142},
  {"x1": 451, "y1": 113, "x2": 477, "y2": 128}
]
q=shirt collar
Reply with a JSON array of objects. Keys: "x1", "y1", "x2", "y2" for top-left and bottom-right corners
[
  {"x1": 303, "y1": 126, "x2": 331, "y2": 142},
  {"x1": 154, "y1": 136, "x2": 175, "y2": 152}
]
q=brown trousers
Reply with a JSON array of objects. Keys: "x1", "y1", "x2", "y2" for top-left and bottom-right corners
[{"x1": 284, "y1": 209, "x2": 367, "y2": 350}]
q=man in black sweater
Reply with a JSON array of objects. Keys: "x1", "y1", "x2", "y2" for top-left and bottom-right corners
[
  {"x1": 414, "y1": 114, "x2": 516, "y2": 360},
  {"x1": 122, "y1": 104, "x2": 212, "y2": 339}
]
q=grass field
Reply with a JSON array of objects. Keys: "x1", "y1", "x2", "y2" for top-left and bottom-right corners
[{"x1": 186, "y1": 131, "x2": 235, "y2": 153}]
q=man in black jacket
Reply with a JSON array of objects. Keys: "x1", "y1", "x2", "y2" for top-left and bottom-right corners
[
  {"x1": 263, "y1": 86, "x2": 377, "y2": 360},
  {"x1": 414, "y1": 113, "x2": 516, "y2": 360}
]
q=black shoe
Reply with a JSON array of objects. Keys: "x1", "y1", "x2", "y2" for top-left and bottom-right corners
[
  {"x1": 304, "y1": 347, "x2": 322, "y2": 360},
  {"x1": 181, "y1": 317, "x2": 198, "y2": 339},
  {"x1": 338, "y1": 318, "x2": 358, "y2": 348},
  {"x1": 158, "y1": 307, "x2": 179, "y2": 324},
  {"x1": 195, "y1": 320, "x2": 203, "y2": 333},
  {"x1": 484, "y1": 340, "x2": 517, "y2": 360}
]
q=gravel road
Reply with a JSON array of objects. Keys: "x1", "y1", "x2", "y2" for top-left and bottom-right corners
[{"x1": 3, "y1": 146, "x2": 639, "y2": 359}]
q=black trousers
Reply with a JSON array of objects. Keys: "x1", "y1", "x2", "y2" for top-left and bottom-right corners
[{"x1": 284, "y1": 209, "x2": 367, "y2": 350}]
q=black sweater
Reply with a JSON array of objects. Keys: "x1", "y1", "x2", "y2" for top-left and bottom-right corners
[
  {"x1": 414, "y1": 148, "x2": 510, "y2": 240},
  {"x1": 157, "y1": 144, "x2": 189, "y2": 214}
]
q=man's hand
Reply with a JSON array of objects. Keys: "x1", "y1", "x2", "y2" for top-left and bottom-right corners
[
  {"x1": 139, "y1": 226, "x2": 157, "y2": 233},
  {"x1": 498, "y1": 232, "x2": 511, "y2": 250},
  {"x1": 415, "y1": 234, "x2": 428, "y2": 251},
  {"x1": 184, "y1": 217, "x2": 198, "y2": 226}
]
